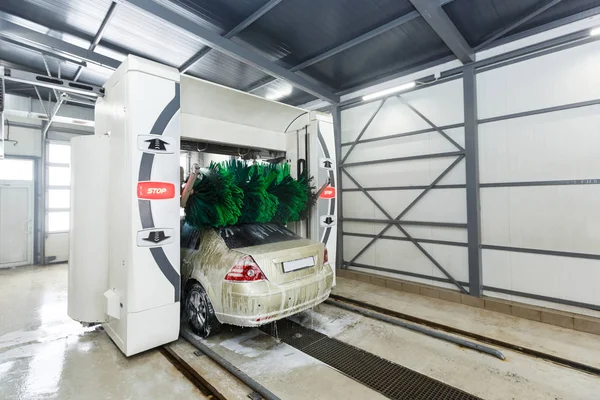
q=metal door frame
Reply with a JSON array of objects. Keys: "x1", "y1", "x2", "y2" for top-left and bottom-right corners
[{"x1": 0, "y1": 160, "x2": 35, "y2": 267}]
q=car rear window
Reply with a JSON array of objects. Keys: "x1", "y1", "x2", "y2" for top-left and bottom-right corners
[{"x1": 217, "y1": 223, "x2": 301, "y2": 249}]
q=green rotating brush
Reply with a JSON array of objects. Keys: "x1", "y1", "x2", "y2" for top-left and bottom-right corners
[
  {"x1": 184, "y1": 160, "x2": 316, "y2": 229},
  {"x1": 184, "y1": 162, "x2": 243, "y2": 228},
  {"x1": 221, "y1": 160, "x2": 278, "y2": 223}
]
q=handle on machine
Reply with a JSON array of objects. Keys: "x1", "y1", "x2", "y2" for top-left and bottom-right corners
[
  {"x1": 297, "y1": 158, "x2": 306, "y2": 177},
  {"x1": 181, "y1": 163, "x2": 201, "y2": 208}
]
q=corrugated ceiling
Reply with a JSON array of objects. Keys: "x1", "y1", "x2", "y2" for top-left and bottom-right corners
[
  {"x1": 236, "y1": 0, "x2": 416, "y2": 66},
  {"x1": 444, "y1": 0, "x2": 600, "y2": 47},
  {"x1": 0, "y1": 0, "x2": 598, "y2": 106},
  {"x1": 186, "y1": 50, "x2": 270, "y2": 91},
  {"x1": 302, "y1": 17, "x2": 452, "y2": 91},
  {"x1": 511, "y1": 0, "x2": 600, "y2": 37}
]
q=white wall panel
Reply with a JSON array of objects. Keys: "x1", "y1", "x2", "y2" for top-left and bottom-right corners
[
  {"x1": 436, "y1": 157, "x2": 466, "y2": 185},
  {"x1": 483, "y1": 249, "x2": 600, "y2": 308},
  {"x1": 341, "y1": 100, "x2": 382, "y2": 142},
  {"x1": 342, "y1": 128, "x2": 464, "y2": 165},
  {"x1": 340, "y1": 29, "x2": 600, "y2": 314},
  {"x1": 404, "y1": 226, "x2": 468, "y2": 243},
  {"x1": 343, "y1": 235, "x2": 376, "y2": 265},
  {"x1": 429, "y1": 244, "x2": 469, "y2": 282},
  {"x1": 3, "y1": 125, "x2": 41, "y2": 157},
  {"x1": 402, "y1": 79, "x2": 464, "y2": 126},
  {"x1": 369, "y1": 190, "x2": 420, "y2": 218},
  {"x1": 480, "y1": 188, "x2": 510, "y2": 247},
  {"x1": 341, "y1": 79, "x2": 468, "y2": 296},
  {"x1": 404, "y1": 188, "x2": 466, "y2": 224},
  {"x1": 478, "y1": 40, "x2": 600, "y2": 119},
  {"x1": 481, "y1": 249, "x2": 511, "y2": 300},
  {"x1": 479, "y1": 106, "x2": 600, "y2": 183},
  {"x1": 361, "y1": 97, "x2": 430, "y2": 141},
  {"x1": 481, "y1": 186, "x2": 600, "y2": 254},
  {"x1": 343, "y1": 221, "x2": 400, "y2": 236},
  {"x1": 342, "y1": 192, "x2": 387, "y2": 219},
  {"x1": 432, "y1": 127, "x2": 465, "y2": 150},
  {"x1": 340, "y1": 174, "x2": 358, "y2": 189},
  {"x1": 343, "y1": 157, "x2": 461, "y2": 188},
  {"x1": 375, "y1": 239, "x2": 434, "y2": 278}
]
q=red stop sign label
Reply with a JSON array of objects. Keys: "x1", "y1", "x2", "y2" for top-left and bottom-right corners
[
  {"x1": 137, "y1": 182, "x2": 176, "y2": 200},
  {"x1": 320, "y1": 186, "x2": 336, "y2": 199}
]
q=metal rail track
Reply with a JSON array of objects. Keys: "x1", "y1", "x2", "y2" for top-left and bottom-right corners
[
  {"x1": 328, "y1": 294, "x2": 600, "y2": 376},
  {"x1": 180, "y1": 325, "x2": 281, "y2": 400},
  {"x1": 160, "y1": 346, "x2": 220, "y2": 399}
]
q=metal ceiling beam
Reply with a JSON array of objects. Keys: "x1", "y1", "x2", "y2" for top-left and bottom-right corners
[
  {"x1": 474, "y1": 0, "x2": 563, "y2": 51},
  {"x1": 179, "y1": 0, "x2": 283, "y2": 73},
  {"x1": 0, "y1": 19, "x2": 120, "y2": 70},
  {"x1": 316, "y1": 5, "x2": 600, "y2": 111},
  {"x1": 245, "y1": 0, "x2": 457, "y2": 94},
  {"x1": 245, "y1": 11, "x2": 421, "y2": 93},
  {"x1": 408, "y1": 0, "x2": 474, "y2": 63},
  {"x1": 72, "y1": 1, "x2": 118, "y2": 81},
  {"x1": 124, "y1": 0, "x2": 338, "y2": 103},
  {"x1": 292, "y1": 12, "x2": 421, "y2": 72},
  {"x1": 484, "y1": 4, "x2": 600, "y2": 50}
]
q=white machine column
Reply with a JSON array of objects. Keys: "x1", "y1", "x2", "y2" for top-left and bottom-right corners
[
  {"x1": 68, "y1": 135, "x2": 110, "y2": 323},
  {"x1": 307, "y1": 112, "x2": 337, "y2": 283},
  {"x1": 97, "y1": 55, "x2": 181, "y2": 356}
]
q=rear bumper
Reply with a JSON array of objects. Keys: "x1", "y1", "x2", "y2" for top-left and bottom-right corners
[{"x1": 215, "y1": 264, "x2": 333, "y2": 327}]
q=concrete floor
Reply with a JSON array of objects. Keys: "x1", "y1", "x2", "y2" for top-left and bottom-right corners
[
  {"x1": 2, "y1": 264, "x2": 599, "y2": 400},
  {"x1": 171, "y1": 277, "x2": 600, "y2": 400},
  {"x1": 181, "y1": 302, "x2": 600, "y2": 400},
  {"x1": 334, "y1": 277, "x2": 600, "y2": 369},
  {"x1": 0, "y1": 264, "x2": 204, "y2": 400}
]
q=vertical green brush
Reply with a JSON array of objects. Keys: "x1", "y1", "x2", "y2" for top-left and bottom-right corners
[
  {"x1": 222, "y1": 160, "x2": 278, "y2": 223},
  {"x1": 298, "y1": 170, "x2": 317, "y2": 220},
  {"x1": 184, "y1": 160, "x2": 316, "y2": 228},
  {"x1": 184, "y1": 162, "x2": 243, "y2": 228},
  {"x1": 264, "y1": 163, "x2": 307, "y2": 224}
]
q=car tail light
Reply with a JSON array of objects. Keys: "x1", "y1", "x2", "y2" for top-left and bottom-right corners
[
  {"x1": 225, "y1": 256, "x2": 266, "y2": 282},
  {"x1": 324, "y1": 248, "x2": 329, "y2": 264}
]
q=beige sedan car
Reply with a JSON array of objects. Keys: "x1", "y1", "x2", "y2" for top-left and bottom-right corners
[{"x1": 181, "y1": 222, "x2": 333, "y2": 337}]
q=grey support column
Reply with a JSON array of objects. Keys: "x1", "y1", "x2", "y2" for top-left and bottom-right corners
[
  {"x1": 463, "y1": 65, "x2": 482, "y2": 296},
  {"x1": 332, "y1": 105, "x2": 344, "y2": 270}
]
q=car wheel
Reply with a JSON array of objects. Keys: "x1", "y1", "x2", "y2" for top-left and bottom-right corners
[{"x1": 184, "y1": 281, "x2": 221, "y2": 337}]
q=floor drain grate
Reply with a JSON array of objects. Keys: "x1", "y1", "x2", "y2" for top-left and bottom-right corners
[{"x1": 261, "y1": 319, "x2": 481, "y2": 400}]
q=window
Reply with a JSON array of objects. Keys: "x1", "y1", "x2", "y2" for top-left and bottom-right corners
[
  {"x1": 48, "y1": 189, "x2": 70, "y2": 209},
  {"x1": 48, "y1": 144, "x2": 70, "y2": 164},
  {"x1": 180, "y1": 152, "x2": 189, "y2": 175},
  {"x1": 48, "y1": 212, "x2": 70, "y2": 232},
  {"x1": 217, "y1": 223, "x2": 300, "y2": 249},
  {"x1": 0, "y1": 159, "x2": 34, "y2": 181},
  {"x1": 48, "y1": 167, "x2": 71, "y2": 186},
  {"x1": 47, "y1": 142, "x2": 71, "y2": 233}
]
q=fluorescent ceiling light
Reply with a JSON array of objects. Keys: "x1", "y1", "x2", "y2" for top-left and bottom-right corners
[
  {"x1": 362, "y1": 81, "x2": 416, "y2": 101},
  {"x1": 591, "y1": 27, "x2": 600, "y2": 36},
  {"x1": 265, "y1": 84, "x2": 293, "y2": 101}
]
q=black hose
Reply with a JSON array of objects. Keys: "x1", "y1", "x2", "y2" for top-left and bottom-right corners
[
  {"x1": 326, "y1": 299, "x2": 506, "y2": 361},
  {"x1": 180, "y1": 326, "x2": 281, "y2": 400}
]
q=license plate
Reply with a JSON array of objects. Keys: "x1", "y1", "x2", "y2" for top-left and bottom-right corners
[{"x1": 283, "y1": 256, "x2": 315, "y2": 273}]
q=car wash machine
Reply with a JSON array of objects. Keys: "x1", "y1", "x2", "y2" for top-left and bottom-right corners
[{"x1": 67, "y1": 56, "x2": 338, "y2": 356}]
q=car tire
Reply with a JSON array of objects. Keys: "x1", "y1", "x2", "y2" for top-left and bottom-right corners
[{"x1": 184, "y1": 281, "x2": 221, "y2": 337}]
